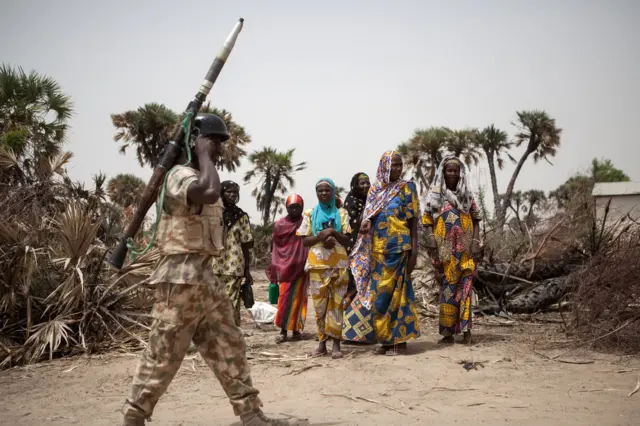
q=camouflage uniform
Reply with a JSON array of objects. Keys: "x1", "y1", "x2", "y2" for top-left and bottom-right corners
[
  {"x1": 213, "y1": 214, "x2": 254, "y2": 326},
  {"x1": 122, "y1": 165, "x2": 262, "y2": 425}
]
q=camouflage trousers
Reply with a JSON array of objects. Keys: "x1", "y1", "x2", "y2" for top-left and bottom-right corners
[
  {"x1": 123, "y1": 281, "x2": 262, "y2": 421},
  {"x1": 220, "y1": 275, "x2": 244, "y2": 327}
]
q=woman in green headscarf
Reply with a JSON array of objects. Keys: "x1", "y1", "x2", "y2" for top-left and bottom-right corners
[{"x1": 296, "y1": 178, "x2": 352, "y2": 359}]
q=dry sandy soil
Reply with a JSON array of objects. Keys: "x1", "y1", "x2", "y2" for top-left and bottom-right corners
[{"x1": 1, "y1": 275, "x2": 639, "y2": 426}]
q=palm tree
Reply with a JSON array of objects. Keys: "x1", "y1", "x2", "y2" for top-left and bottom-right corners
[
  {"x1": 111, "y1": 102, "x2": 251, "y2": 172},
  {"x1": 397, "y1": 127, "x2": 450, "y2": 193},
  {"x1": 446, "y1": 128, "x2": 483, "y2": 167},
  {"x1": 0, "y1": 64, "x2": 73, "y2": 184},
  {"x1": 335, "y1": 186, "x2": 347, "y2": 198},
  {"x1": 475, "y1": 125, "x2": 514, "y2": 220},
  {"x1": 270, "y1": 195, "x2": 285, "y2": 222},
  {"x1": 499, "y1": 110, "x2": 562, "y2": 227},
  {"x1": 521, "y1": 189, "x2": 546, "y2": 227},
  {"x1": 106, "y1": 173, "x2": 146, "y2": 209},
  {"x1": 111, "y1": 103, "x2": 177, "y2": 169},
  {"x1": 506, "y1": 190, "x2": 524, "y2": 231},
  {"x1": 243, "y1": 147, "x2": 307, "y2": 226}
]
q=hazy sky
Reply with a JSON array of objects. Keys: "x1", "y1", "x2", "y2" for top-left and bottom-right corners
[{"x1": 2, "y1": 0, "x2": 639, "y2": 222}]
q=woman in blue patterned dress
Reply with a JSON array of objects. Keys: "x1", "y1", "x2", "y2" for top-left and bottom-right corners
[{"x1": 348, "y1": 150, "x2": 421, "y2": 355}]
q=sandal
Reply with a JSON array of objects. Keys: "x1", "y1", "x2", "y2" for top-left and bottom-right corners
[
  {"x1": 389, "y1": 343, "x2": 407, "y2": 355},
  {"x1": 373, "y1": 345, "x2": 392, "y2": 355},
  {"x1": 275, "y1": 335, "x2": 287, "y2": 344}
]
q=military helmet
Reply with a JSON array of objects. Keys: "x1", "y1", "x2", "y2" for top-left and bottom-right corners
[{"x1": 193, "y1": 113, "x2": 230, "y2": 142}]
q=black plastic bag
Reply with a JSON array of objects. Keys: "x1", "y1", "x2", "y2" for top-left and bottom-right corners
[{"x1": 240, "y1": 279, "x2": 254, "y2": 309}]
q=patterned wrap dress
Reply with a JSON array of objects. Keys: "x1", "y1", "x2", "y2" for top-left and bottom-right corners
[
  {"x1": 422, "y1": 200, "x2": 481, "y2": 336},
  {"x1": 296, "y1": 208, "x2": 352, "y2": 342}
]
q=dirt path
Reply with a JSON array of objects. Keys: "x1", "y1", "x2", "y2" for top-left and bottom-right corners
[{"x1": 1, "y1": 279, "x2": 639, "y2": 426}]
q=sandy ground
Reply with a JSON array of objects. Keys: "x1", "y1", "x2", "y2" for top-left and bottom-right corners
[{"x1": 1, "y1": 275, "x2": 639, "y2": 426}]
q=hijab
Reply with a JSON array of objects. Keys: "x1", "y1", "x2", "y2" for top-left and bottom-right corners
[
  {"x1": 360, "y1": 151, "x2": 408, "y2": 222},
  {"x1": 344, "y1": 173, "x2": 369, "y2": 225},
  {"x1": 343, "y1": 172, "x2": 369, "y2": 247},
  {"x1": 265, "y1": 194, "x2": 308, "y2": 283},
  {"x1": 311, "y1": 178, "x2": 342, "y2": 236},
  {"x1": 421, "y1": 155, "x2": 474, "y2": 218},
  {"x1": 221, "y1": 180, "x2": 247, "y2": 229}
]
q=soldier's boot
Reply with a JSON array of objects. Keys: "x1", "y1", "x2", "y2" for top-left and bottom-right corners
[
  {"x1": 121, "y1": 404, "x2": 147, "y2": 426},
  {"x1": 240, "y1": 409, "x2": 290, "y2": 426}
]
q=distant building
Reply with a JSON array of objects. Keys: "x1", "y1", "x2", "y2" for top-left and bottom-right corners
[{"x1": 592, "y1": 182, "x2": 640, "y2": 225}]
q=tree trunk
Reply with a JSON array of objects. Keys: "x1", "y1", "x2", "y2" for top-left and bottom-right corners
[
  {"x1": 263, "y1": 172, "x2": 280, "y2": 226},
  {"x1": 428, "y1": 152, "x2": 442, "y2": 184},
  {"x1": 498, "y1": 149, "x2": 532, "y2": 228},
  {"x1": 261, "y1": 173, "x2": 272, "y2": 226},
  {"x1": 484, "y1": 151, "x2": 500, "y2": 221},
  {"x1": 416, "y1": 159, "x2": 429, "y2": 193}
]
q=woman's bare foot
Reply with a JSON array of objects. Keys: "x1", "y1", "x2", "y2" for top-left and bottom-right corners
[
  {"x1": 291, "y1": 331, "x2": 303, "y2": 341},
  {"x1": 310, "y1": 341, "x2": 328, "y2": 357},
  {"x1": 462, "y1": 331, "x2": 472, "y2": 344},
  {"x1": 438, "y1": 335, "x2": 454, "y2": 344},
  {"x1": 331, "y1": 339, "x2": 343, "y2": 359},
  {"x1": 275, "y1": 334, "x2": 287, "y2": 344}
]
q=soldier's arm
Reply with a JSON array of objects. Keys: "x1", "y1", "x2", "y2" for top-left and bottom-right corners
[{"x1": 187, "y1": 138, "x2": 221, "y2": 205}]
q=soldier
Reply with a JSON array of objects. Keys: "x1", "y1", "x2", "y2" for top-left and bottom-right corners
[{"x1": 121, "y1": 113, "x2": 287, "y2": 426}]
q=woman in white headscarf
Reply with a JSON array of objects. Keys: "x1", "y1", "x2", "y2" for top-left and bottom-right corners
[{"x1": 422, "y1": 156, "x2": 482, "y2": 344}]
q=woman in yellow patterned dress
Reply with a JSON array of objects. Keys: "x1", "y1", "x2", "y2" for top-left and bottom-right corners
[
  {"x1": 350, "y1": 151, "x2": 421, "y2": 355},
  {"x1": 422, "y1": 156, "x2": 481, "y2": 344},
  {"x1": 297, "y1": 178, "x2": 352, "y2": 359}
]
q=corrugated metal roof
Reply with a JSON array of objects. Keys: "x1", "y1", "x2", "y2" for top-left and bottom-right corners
[{"x1": 592, "y1": 181, "x2": 640, "y2": 197}]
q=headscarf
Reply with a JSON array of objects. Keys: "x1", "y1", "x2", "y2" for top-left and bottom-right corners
[
  {"x1": 361, "y1": 151, "x2": 408, "y2": 224},
  {"x1": 265, "y1": 194, "x2": 308, "y2": 283},
  {"x1": 311, "y1": 178, "x2": 342, "y2": 236},
  {"x1": 343, "y1": 172, "x2": 369, "y2": 246},
  {"x1": 221, "y1": 180, "x2": 247, "y2": 229},
  {"x1": 286, "y1": 193, "x2": 304, "y2": 208},
  {"x1": 350, "y1": 151, "x2": 413, "y2": 309},
  {"x1": 421, "y1": 155, "x2": 474, "y2": 218}
]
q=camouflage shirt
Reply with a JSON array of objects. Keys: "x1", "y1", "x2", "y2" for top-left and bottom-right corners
[
  {"x1": 212, "y1": 214, "x2": 253, "y2": 277},
  {"x1": 148, "y1": 165, "x2": 222, "y2": 286}
]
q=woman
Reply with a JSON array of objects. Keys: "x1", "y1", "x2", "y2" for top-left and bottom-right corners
[
  {"x1": 266, "y1": 194, "x2": 309, "y2": 344},
  {"x1": 422, "y1": 156, "x2": 481, "y2": 344},
  {"x1": 341, "y1": 173, "x2": 375, "y2": 343},
  {"x1": 343, "y1": 172, "x2": 371, "y2": 250},
  {"x1": 297, "y1": 178, "x2": 352, "y2": 359},
  {"x1": 213, "y1": 180, "x2": 254, "y2": 327},
  {"x1": 350, "y1": 151, "x2": 420, "y2": 354},
  {"x1": 342, "y1": 172, "x2": 371, "y2": 309}
]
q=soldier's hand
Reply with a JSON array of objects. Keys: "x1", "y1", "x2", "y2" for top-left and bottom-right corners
[{"x1": 194, "y1": 135, "x2": 217, "y2": 157}]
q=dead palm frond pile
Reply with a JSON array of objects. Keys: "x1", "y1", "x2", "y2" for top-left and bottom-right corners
[
  {"x1": 566, "y1": 216, "x2": 640, "y2": 353},
  {"x1": 0, "y1": 170, "x2": 156, "y2": 368}
]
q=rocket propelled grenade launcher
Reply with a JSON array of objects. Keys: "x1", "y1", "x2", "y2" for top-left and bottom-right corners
[{"x1": 107, "y1": 18, "x2": 245, "y2": 270}]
